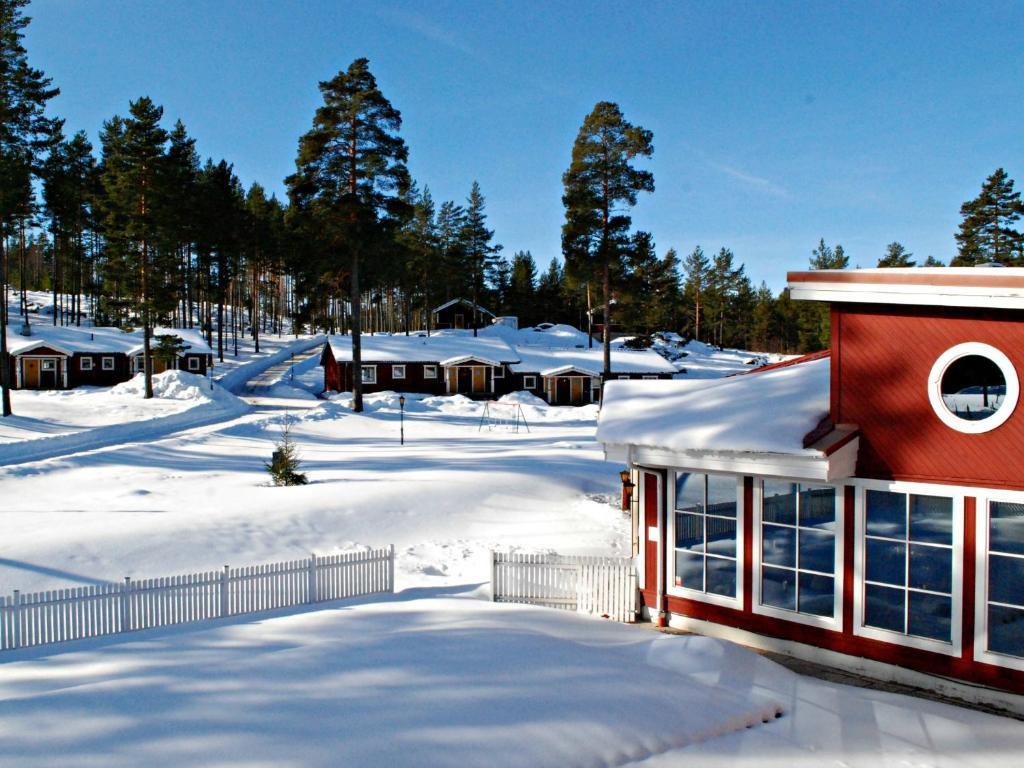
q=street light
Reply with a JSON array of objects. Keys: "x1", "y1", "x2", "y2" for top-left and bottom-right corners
[{"x1": 399, "y1": 394, "x2": 406, "y2": 446}]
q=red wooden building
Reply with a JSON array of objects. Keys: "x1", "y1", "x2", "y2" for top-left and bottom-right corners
[{"x1": 597, "y1": 268, "x2": 1024, "y2": 707}]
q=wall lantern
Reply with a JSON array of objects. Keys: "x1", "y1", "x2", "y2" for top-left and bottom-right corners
[{"x1": 619, "y1": 468, "x2": 635, "y2": 511}]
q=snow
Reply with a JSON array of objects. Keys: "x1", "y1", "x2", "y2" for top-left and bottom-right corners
[
  {"x1": 597, "y1": 356, "x2": 830, "y2": 456},
  {"x1": 1, "y1": 593, "x2": 1021, "y2": 767},
  {"x1": 2, "y1": 326, "x2": 1022, "y2": 766},
  {"x1": 509, "y1": 345, "x2": 675, "y2": 376},
  {"x1": 4, "y1": 322, "x2": 211, "y2": 356},
  {"x1": 324, "y1": 333, "x2": 519, "y2": 364}
]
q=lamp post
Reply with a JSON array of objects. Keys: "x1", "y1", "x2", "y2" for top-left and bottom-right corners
[
  {"x1": 399, "y1": 394, "x2": 406, "y2": 446},
  {"x1": 619, "y1": 468, "x2": 635, "y2": 511},
  {"x1": 290, "y1": 352, "x2": 295, "y2": 382}
]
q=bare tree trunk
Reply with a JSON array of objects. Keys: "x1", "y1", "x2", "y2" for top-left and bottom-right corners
[
  {"x1": 0, "y1": 235, "x2": 13, "y2": 416},
  {"x1": 142, "y1": 238, "x2": 154, "y2": 400},
  {"x1": 351, "y1": 249, "x2": 363, "y2": 412}
]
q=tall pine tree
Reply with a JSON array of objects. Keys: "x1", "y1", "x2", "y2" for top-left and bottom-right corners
[
  {"x1": 286, "y1": 58, "x2": 409, "y2": 412},
  {"x1": 562, "y1": 101, "x2": 653, "y2": 376},
  {"x1": 953, "y1": 168, "x2": 1024, "y2": 266}
]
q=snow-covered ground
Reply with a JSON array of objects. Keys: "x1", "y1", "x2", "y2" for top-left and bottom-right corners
[
  {"x1": 1, "y1": 320, "x2": 1021, "y2": 766},
  {"x1": 0, "y1": 592, "x2": 1019, "y2": 768}
]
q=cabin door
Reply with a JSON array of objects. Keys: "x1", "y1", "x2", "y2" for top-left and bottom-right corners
[
  {"x1": 455, "y1": 313, "x2": 465, "y2": 329},
  {"x1": 640, "y1": 470, "x2": 662, "y2": 607},
  {"x1": 457, "y1": 367, "x2": 472, "y2": 394},
  {"x1": 23, "y1": 358, "x2": 40, "y2": 388},
  {"x1": 39, "y1": 359, "x2": 58, "y2": 388},
  {"x1": 555, "y1": 377, "x2": 570, "y2": 405}
]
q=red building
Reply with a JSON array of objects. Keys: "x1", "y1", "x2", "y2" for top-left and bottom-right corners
[{"x1": 597, "y1": 268, "x2": 1024, "y2": 707}]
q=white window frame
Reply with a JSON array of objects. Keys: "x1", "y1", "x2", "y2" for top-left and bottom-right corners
[
  {"x1": 927, "y1": 342, "x2": 1019, "y2": 435},
  {"x1": 666, "y1": 471, "x2": 745, "y2": 609},
  {"x1": 41, "y1": 358, "x2": 56, "y2": 371},
  {"x1": 852, "y1": 479, "x2": 963, "y2": 657},
  {"x1": 80, "y1": 357, "x2": 93, "y2": 371},
  {"x1": 423, "y1": 364, "x2": 437, "y2": 379},
  {"x1": 975, "y1": 489, "x2": 1024, "y2": 671},
  {"x1": 523, "y1": 375, "x2": 537, "y2": 389},
  {"x1": 752, "y1": 481, "x2": 844, "y2": 631},
  {"x1": 102, "y1": 356, "x2": 115, "y2": 371},
  {"x1": 642, "y1": 375, "x2": 657, "y2": 380},
  {"x1": 392, "y1": 364, "x2": 406, "y2": 380},
  {"x1": 618, "y1": 375, "x2": 630, "y2": 380},
  {"x1": 187, "y1": 356, "x2": 200, "y2": 371},
  {"x1": 361, "y1": 365, "x2": 377, "y2": 385},
  {"x1": 493, "y1": 365, "x2": 505, "y2": 379}
]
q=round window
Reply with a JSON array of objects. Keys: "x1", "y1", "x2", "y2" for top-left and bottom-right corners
[{"x1": 928, "y1": 343, "x2": 1019, "y2": 434}]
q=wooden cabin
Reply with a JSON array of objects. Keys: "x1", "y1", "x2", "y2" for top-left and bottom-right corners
[
  {"x1": 597, "y1": 268, "x2": 1024, "y2": 706},
  {"x1": 431, "y1": 299, "x2": 495, "y2": 331}
]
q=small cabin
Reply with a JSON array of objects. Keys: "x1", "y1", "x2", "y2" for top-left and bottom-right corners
[
  {"x1": 431, "y1": 299, "x2": 494, "y2": 331},
  {"x1": 597, "y1": 268, "x2": 1024, "y2": 704}
]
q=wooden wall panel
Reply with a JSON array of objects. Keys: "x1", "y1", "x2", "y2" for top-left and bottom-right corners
[{"x1": 835, "y1": 304, "x2": 1024, "y2": 489}]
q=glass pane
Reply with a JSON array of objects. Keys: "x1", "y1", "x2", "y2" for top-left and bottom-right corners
[
  {"x1": 798, "y1": 573, "x2": 835, "y2": 617},
  {"x1": 675, "y1": 512, "x2": 704, "y2": 552},
  {"x1": 706, "y1": 517, "x2": 737, "y2": 559},
  {"x1": 675, "y1": 551, "x2": 704, "y2": 591},
  {"x1": 866, "y1": 538, "x2": 906, "y2": 587},
  {"x1": 989, "y1": 554, "x2": 1024, "y2": 607},
  {"x1": 908, "y1": 592, "x2": 951, "y2": 643},
  {"x1": 763, "y1": 481, "x2": 797, "y2": 525},
  {"x1": 990, "y1": 502, "x2": 1024, "y2": 557},
  {"x1": 706, "y1": 556, "x2": 736, "y2": 598},
  {"x1": 762, "y1": 566, "x2": 795, "y2": 611},
  {"x1": 706, "y1": 475, "x2": 737, "y2": 518},
  {"x1": 908, "y1": 544, "x2": 952, "y2": 594},
  {"x1": 762, "y1": 524, "x2": 796, "y2": 568},
  {"x1": 676, "y1": 473, "x2": 704, "y2": 512},
  {"x1": 866, "y1": 490, "x2": 906, "y2": 538},
  {"x1": 799, "y1": 529, "x2": 835, "y2": 574},
  {"x1": 940, "y1": 354, "x2": 1006, "y2": 421},
  {"x1": 800, "y1": 486, "x2": 836, "y2": 529},
  {"x1": 909, "y1": 495, "x2": 953, "y2": 545},
  {"x1": 865, "y1": 584, "x2": 905, "y2": 633},
  {"x1": 988, "y1": 604, "x2": 1024, "y2": 658}
]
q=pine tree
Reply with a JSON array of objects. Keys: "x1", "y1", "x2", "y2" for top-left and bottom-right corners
[
  {"x1": 536, "y1": 258, "x2": 564, "y2": 323},
  {"x1": 682, "y1": 246, "x2": 710, "y2": 341},
  {"x1": 265, "y1": 421, "x2": 308, "y2": 486},
  {"x1": 0, "y1": 0, "x2": 59, "y2": 416},
  {"x1": 954, "y1": 168, "x2": 1024, "y2": 265},
  {"x1": 877, "y1": 241, "x2": 915, "y2": 267},
  {"x1": 922, "y1": 255, "x2": 944, "y2": 267},
  {"x1": 286, "y1": 58, "x2": 409, "y2": 413},
  {"x1": 154, "y1": 333, "x2": 186, "y2": 368},
  {"x1": 505, "y1": 250, "x2": 537, "y2": 325},
  {"x1": 98, "y1": 97, "x2": 169, "y2": 399},
  {"x1": 562, "y1": 101, "x2": 653, "y2": 376},
  {"x1": 458, "y1": 181, "x2": 501, "y2": 336},
  {"x1": 809, "y1": 238, "x2": 849, "y2": 269}
]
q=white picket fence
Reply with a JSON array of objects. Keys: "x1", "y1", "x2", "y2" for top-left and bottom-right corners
[
  {"x1": 491, "y1": 552, "x2": 637, "y2": 623},
  {"x1": 0, "y1": 547, "x2": 394, "y2": 651}
]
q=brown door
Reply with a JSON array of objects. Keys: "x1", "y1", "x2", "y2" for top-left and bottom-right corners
[
  {"x1": 472, "y1": 366, "x2": 486, "y2": 393},
  {"x1": 555, "y1": 377, "x2": 570, "y2": 405},
  {"x1": 570, "y1": 378, "x2": 583, "y2": 405},
  {"x1": 23, "y1": 358, "x2": 40, "y2": 388},
  {"x1": 455, "y1": 313, "x2": 465, "y2": 329},
  {"x1": 642, "y1": 471, "x2": 661, "y2": 607}
]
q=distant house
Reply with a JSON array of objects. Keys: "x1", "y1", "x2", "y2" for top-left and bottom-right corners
[
  {"x1": 4, "y1": 325, "x2": 214, "y2": 390},
  {"x1": 431, "y1": 299, "x2": 495, "y2": 331},
  {"x1": 320, "y1": 334, "x2": 519, "y2": 398},
  {"x1": 597, "y1": 267, "x2": 1024, "y2": 701},
  {"x1": 510, "y1": 347, "x2": 676, "y2": 406}
]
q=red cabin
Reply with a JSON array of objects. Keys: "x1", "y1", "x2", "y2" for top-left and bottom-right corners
[{"x1": 598, "y1": 268, "x2": 1024, "y2": 708}]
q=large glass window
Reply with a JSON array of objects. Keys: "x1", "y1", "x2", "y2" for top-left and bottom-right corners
[
  {"x1": 761, "y1": 482, "x2": 837, "y2": 618},
  {"x1": 986, "y1": 501, "x2": 1024, "y2": 659},
  {"x1": 863, "y1": 490, "x2": 953, "y2": 643},
  {"x1": 674, "y1": 473, "x2": 738, "y2": 599}
]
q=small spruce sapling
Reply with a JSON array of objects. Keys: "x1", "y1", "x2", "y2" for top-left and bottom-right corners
[
  {"x1": 154, "y1": 334, "x2": 187, "y2": 369},
  {"x1": 265, "y1": 421, "x2": 308, "y2": 486}
]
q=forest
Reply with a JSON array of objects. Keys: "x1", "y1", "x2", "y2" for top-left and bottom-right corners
[{"x1": 2, "y1": 0, "x2": 1023, "y2": 410}]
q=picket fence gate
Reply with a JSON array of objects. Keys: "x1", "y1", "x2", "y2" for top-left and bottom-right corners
[
  {"x1": 491, "y1": 552, "x2": 637, "y2": 623},
  {"x1": 0, "y1": 546, "x2": 395, "y2": 651}
]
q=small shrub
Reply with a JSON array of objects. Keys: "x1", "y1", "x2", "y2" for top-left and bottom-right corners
[{"x1": 265, "y1": 422, "x2": 308, "y2": 486}]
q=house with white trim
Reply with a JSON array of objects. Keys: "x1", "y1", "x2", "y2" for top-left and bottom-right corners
[{"x1": 597, "y1": 267, "x2": 1024, "y2": 703}]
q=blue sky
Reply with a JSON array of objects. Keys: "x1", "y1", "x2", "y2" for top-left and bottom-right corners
[{"x1": 25, "y1": 0, "x2": 1024, "y2": 289}]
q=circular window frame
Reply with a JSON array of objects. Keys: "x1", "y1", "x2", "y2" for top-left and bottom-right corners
[{"x1": 927, "y1": 342, "x2": 1019, "y2": 434}]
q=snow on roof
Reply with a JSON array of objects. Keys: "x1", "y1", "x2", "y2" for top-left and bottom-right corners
[
  {"x1": 596, "y1": 356, "x2": 830, "y2": 456},
  {"x1": 4, "y1": 324, "x2": 213, "y2": 356},
  {"x1": 479, "y1": 322, "x2": 594, "y2": 348},
  {"x1": 431, "y1": 298, "x2": 495, "y2": 317},
  {"x1": 325, "y1": 334, "x2": 518, "y2": 364},
  {"x1": 510, "y1": 346, "x2": 676, "y2": 376}
]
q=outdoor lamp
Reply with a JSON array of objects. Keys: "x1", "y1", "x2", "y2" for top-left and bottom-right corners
[
  {"x1": 399, "y1": 395, "x2": 406, "y2": 445},
  {"x1": 620, "y1": 469, "x2": 635, "y2": 510}
]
